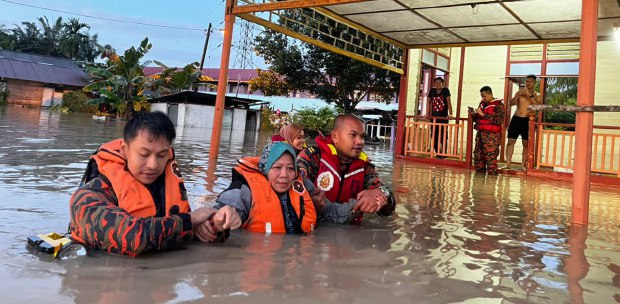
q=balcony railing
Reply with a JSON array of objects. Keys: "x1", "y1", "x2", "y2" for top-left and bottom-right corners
[
  {"x1": 403, "y1": 116, "x2": 471, "y2": 163},
  {"x1": 528, "y1": 121, "x2": 620, "y2": 177},
  {"x1": 401, "y1": 106, "x2": 620, "y2": 180}
]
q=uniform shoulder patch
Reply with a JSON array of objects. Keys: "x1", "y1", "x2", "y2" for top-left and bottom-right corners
[
  {"x1": 292, "y1": 180, "x2": 305, "y2": 194},
  {"x1": 170, "y1": 162, "x2": 182, "y2": 178}
]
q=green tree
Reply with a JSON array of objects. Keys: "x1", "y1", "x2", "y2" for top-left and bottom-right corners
[
  {"x1": 543, "y1": 77, "x2": 577, "y2": 130},
  {"x1": 153, "y1": 61, "x2": 202, "y2": 95},
  {"x1": 249, "y1": 69, "x2": 289, "y2": 96},
  {"x1": 83, "y1": 38, "x2": 155, "y2": 116},
  {"x1": 83, "y1": 38, "x2": 203, "y2": 117},
  {"x1": 291, "y1": 106, "x2": 340, "y2": 137},
  {"x1": 254, "y1": 29, "x2": 401, "y2": 112},
  {"x1": 0, "y1": 16, "x2": 100, "y2": 62}
]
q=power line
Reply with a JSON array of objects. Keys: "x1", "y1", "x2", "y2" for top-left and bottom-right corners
[{"x1": 0, "y1": 0, "x2": 206, "y2": 31}]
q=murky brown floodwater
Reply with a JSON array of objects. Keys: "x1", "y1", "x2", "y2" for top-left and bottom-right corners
[{"x1": 1, "y1": 106, "x2": 619, "y2": 303}]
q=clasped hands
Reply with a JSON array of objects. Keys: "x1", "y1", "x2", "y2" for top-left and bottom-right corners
[
  {"x1": 190, "y1": 205, "x2": 241, "y2": 243},
  {"x1": 310, "y1": 187, "x2": 388, "y2": 214}
]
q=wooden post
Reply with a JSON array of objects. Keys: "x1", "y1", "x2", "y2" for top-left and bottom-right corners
[
  {"x1": 395, "y1": 50, "x2": 409, "y2": 156},
  {"x1": 572, "y1": 0, "x2": 598, "y2": 225},
  {"x1": 209, "y1": 0, "x2": 235, "y2": 160}
]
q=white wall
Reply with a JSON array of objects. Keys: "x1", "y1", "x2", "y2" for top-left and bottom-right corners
[
  {"x1": 183, "y1": 104, "x2": 216, "y2": 128},
  {"x1": 232, "y1": 108, "x2": 247, "y2": 130}
]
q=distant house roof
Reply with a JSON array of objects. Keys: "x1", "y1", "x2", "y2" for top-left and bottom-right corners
[
  {"x1": 0, "y1": 50, "x2": 88, "y2": 87},
  {"x1": 148, "y1": 91, "x2": 261, "y2": 108},
  {"x1": 143, "y1": 67, "x2": 259, "y2": 83}
]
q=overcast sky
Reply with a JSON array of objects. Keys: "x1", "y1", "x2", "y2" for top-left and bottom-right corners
[{"x1": 0, "y1": 0, "x2": 266, "y2": 68}]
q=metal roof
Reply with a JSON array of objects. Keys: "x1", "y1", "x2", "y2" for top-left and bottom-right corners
[
  {"x1": 0, "y1": 50, "x2": 88, "y2": 87},
  {"x1": 147, "y1": 91, "x2": 260, "y2": 108},
  {"x1": 322, "y1": 0, "x2": 620, "y2": 48}
]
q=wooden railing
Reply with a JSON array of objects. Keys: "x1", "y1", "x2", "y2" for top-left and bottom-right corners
[
  {"x1": 403, "y1": 116, "x2": 472, "y2": 162},
  {"x1": 528, "y1": 121, "x2": 620, "y2": 176}
]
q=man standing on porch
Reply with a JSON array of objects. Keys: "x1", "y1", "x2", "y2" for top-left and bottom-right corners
[
  {"x1": 426, "y1": 77, "x2": 453, "y2": 157},
  {"x1": 472, "y1": 86, "x2": 505, "y2": 175},
  {"x1": 503, "y1": 74, "x2": 542, "y2": 170}
]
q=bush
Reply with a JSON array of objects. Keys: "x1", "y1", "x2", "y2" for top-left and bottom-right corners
[
  {"x1": 0, "y1": 83, "x2": 8, "y2": 106},
  {"x1": 61, "y1": 91, "x2": 98, "y2": 113},
  {"x1": 544, "y1": 98, "x2": 576, "y2": 131},
  {"x1": 260, "y1": 106, "x2": 291, "y2": 132},
  {"x1": 292, "y1": 106, "x2": 339, "y2": 137}
]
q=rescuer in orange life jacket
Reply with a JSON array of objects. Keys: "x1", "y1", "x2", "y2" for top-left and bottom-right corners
[
  {"x1": 69, "y1": 111, "x2": 241, "y2": 256},
  {"x1": 213, "y1": 142, "x2": 317, "y2": 234}
]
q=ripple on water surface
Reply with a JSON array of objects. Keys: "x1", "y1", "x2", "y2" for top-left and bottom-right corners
[{"x1": 0, "y1": 107, "x2": 619, "y2": 303}]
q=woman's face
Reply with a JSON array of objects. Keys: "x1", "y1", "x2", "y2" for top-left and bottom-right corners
[
  {"x1": 291, "y1": 131, "x2": 305, "y2": 151},
  {"x1": 267, "y1": 153, "x2": 296, "y2": 193}
]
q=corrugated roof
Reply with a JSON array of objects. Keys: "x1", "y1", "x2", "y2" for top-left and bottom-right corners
[
  {"x1": 148, "y1": 91, "x2": 261, "y2": 108},
  {"x1": 0, "y1": 50, "x2": 88, "y2": 87}
]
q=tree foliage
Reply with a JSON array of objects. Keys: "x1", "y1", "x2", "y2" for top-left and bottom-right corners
[
  {"x1": 83, "y1": 38, "x2": 203, "y2": 117},
  {"x1": 83, "y1": 38, "x2": 154, "y2": 116},
  {"x1": 543, "y1": 77, "x2": 577, "y2": 129},
  {"x1": 153, "y1": 61, "x2": 202, "y2": 95},
  {"x1": 0, "y1": 16, "x2": 100, "y2": 62},
  {"x1": 254, "y1": 29, "x2": 401, "y2": 112},
  {"x1": 249, "y1": 69, "x2": 289, "y2": 96},
  {"x1": 291, "y1": 106, "x2": 340, "y2": 137}
]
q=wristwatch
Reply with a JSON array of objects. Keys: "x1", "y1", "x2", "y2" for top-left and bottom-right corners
[{"x1": 378, "y1": 186, "x2": 390, "y2": 197}]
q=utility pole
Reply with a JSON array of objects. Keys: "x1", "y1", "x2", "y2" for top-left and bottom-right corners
[{"x1": 195, "y1": 22, "x2": 212, "y2": 92}]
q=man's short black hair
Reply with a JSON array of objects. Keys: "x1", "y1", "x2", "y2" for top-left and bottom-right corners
[
  {"x1": 480, "y1": 86, "x2": 493, "y2": 94},
  {"x1": 526, "y1": 74, "x2": 537, "y2": 80},
  {"x1": 124, "y1": 111, "x2": 176, "y2": 144},
  {"x1": 434, "y1": 77, "x2": 444, "y2": 83}
]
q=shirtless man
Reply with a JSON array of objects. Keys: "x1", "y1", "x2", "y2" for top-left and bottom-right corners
[{"x1": 503, "y1": 74, "x2": 542, "y2": 170}]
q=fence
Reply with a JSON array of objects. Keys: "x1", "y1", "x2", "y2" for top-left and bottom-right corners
[
  {"x1": 530, "y1": 121, "x2": 620, "y2": 176},
  {"x1": 403, "y1": 116, "x2": 471, "y2": 161}
]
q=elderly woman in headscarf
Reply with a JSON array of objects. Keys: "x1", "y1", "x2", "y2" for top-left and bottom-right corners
[
  {"x1": 272, "y1": 124, "x2": 306, "y2": 153},
  {"x1": 213, "y1": 142, "x2": 317, "y2": 234}
]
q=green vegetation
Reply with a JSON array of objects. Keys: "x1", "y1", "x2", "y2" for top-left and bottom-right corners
[
  {"x1": 254, "y1": 27, "x2": 400, "y2": 112},
  {"x1": 543, "y1": 77, "x2": 577, "y2": 130},
  {"x1": 292, "y1": 106, "x2": 340, "y2": 137},
  {"x1": 83, "y1": 38, "x2": 201, "y2": 117},
  {"x1": 0, "y1": 16, "x2": 100, "y2": 62},
  {"x1": 0, "y1": 82, "x2": 8, "y2": 106},
  {"x1": 51, "y1": 91, "x2": 97, "y2": 113},
  {"x1": 260, "y1": 106, "x2": 279, "y2": 132}
]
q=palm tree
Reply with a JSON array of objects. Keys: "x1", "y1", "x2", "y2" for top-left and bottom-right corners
[
  {"x1": 60, "y1": 18, "x2": 99, "y2": 61},
  {"x1": 10, "y1": 22, "x2": 40, "y2": 53},
  {"x1": 1, "y1": 16, "x2": 100, "y2": 62},
  {"x1": 36, "y1": 16, "x2": 64, "y2": 56}
]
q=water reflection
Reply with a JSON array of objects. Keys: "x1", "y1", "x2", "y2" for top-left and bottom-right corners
[{"x1": 1, "y1": 107, "x2": 620, "y2": 303}]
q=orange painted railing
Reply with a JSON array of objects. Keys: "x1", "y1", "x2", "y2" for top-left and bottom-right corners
[
  {"x1": 403, "y1": 116, "x2": 472, "y2": 162},
  {"x1": 528, "y1": 121, "x2": 620, "y2": 176}
]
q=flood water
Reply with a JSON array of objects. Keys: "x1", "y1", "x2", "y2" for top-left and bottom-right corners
[{"x1": 1, "y1": 106, "x2": 619, "y2": 303}]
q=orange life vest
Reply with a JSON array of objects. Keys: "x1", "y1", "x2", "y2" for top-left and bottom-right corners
[
  {"x1": 85, "y1": 139, "x2": 190, "y2": 217},
  {"x1": 234, "y1": 157, "x2": 316, "y2": 234}
]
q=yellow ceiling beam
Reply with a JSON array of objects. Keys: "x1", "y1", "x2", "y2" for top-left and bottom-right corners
[{"x1": 237, "y1": 13, "x2": 404, "y2": 74}]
